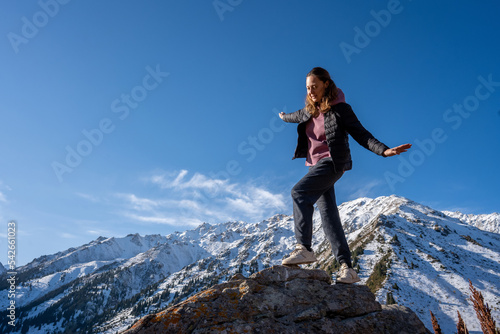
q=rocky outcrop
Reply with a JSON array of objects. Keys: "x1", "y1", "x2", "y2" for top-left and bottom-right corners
[{"x1": 122, "y1": 265, "x2": 430, "y2": 334}]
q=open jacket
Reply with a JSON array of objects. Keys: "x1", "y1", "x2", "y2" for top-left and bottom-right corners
[{"x1": 282, "y1": 102, "x2": 390, "y2": 173}]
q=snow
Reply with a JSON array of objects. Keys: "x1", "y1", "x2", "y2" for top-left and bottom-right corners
[
  {"x1": 1, "y1": 195, "x2": 498, "y2": 334},
  {"x1": 0, "y1": 262, "x2": 6, "y2": 275},
  {"x1": 443, "y1": 210, "x2": 500, "y2": 234}
]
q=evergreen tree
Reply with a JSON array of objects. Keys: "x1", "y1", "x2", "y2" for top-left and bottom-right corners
[{"x1": 386, "y1": 291, "x2": 396, "y2": 305}]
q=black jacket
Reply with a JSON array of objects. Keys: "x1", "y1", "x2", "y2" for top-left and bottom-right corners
[{"x1": 282, "y1": 102, "x2": 389, "y2": 173}]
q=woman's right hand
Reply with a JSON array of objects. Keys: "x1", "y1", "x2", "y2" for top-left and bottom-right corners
[{"x1": 279, "y1": 112, "x2": 285, "y2": 120}]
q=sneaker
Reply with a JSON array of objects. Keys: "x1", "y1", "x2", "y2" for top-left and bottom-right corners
[
  {"x1": 282, "y1": 244, "x2": 317, "y2": 265},
  {"x1": 336, "y1": 263, "x2": 361, "y2": 284}
]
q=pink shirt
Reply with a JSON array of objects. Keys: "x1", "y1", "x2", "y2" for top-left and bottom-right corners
[
  {"x1": 305, "y1": 88, "x2": 346, "y2": 166},
  {"x1": 305, "y1": 112, "x2": 330, "y2": 166}
]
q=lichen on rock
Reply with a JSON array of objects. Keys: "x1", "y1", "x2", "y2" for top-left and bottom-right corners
[{"x1": 122, "y1": 265, "x2": 430, "y2": 334}]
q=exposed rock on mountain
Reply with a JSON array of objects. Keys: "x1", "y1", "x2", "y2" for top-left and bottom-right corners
[
  {"x1": 123, "y1": 265, "x2": 430, "y2": 334},
  {"x1": 443, "y1": 210, "x2": 500, "y2": 234},
  {"x1": 1, "y1": 195, "x2": 498, "y2": 333},
  {"x1": 0, "y1": 262, "x2": 6, "y2": 276}
]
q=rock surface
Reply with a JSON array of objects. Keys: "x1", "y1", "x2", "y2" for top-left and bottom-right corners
[{"x1": 122, "y1": 265, "x2": 431, "y2": 334}]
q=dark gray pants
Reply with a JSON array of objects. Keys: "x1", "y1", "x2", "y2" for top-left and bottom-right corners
[{"x1": 291, "y1": 157, "x2": 352, "y2": 267}]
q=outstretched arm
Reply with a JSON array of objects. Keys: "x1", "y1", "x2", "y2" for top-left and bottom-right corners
[
  {"x1": 338, "y1": 104, "x2": 389, "y2": 156},
  {"x1": 382, "y1": 143, "x2": 412, "y2": 157},
  {"x1": 279, "y1": 109, "x2": 306, "y2": 123},
  {"x1": 337, "y1": 104, "x2": 412, "y2": 158}
]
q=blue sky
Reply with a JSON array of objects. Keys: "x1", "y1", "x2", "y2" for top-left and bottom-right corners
[{"x1": 1, "y1": 0, "x2": 499, "y2": 266}]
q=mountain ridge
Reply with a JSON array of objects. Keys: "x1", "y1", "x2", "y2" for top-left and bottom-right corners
[{"x1": 1, "y1": 195, "x2": 498, "y2": 334}]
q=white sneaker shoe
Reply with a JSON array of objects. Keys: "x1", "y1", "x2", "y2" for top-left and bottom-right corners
[
  {"x1": 336, "y1": 263, "x2": 361, "y2": 284},
  {"x1": 282, "y1": 244, "x2": 317, "y2": 265}
]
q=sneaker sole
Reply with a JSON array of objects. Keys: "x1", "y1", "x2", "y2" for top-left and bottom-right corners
[
  {"x1": 281, "y1": 259, "x2": 317, "y2": 265},
  {"x1": 336, "y1": 278, "x2": 361, "y2": 284}
]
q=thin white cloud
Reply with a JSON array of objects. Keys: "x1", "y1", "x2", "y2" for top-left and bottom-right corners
[
  {"x1": 176, "y1": 199, "x2": 203, "y2": 211},
  {"x1": 149, "y1": 170, "x2": 229, "y2": 194},
  {"x1": 116, "y1": 193, "x2": 166, "y2": 211},
  {"x1": 60, "y1": 232, "x2": 77, "y2": 239},
  {"x1": 116, "y1": 193, "x2": 205, "y2": 213},
  {"x1": 125, "y1": 213, "x2": 202, "y2": 227},
  {"x1": 251, "y1": 187, "x2": 286, "y2": 209},
  {"x1": 225, "y1": 186, "x2": 286, "y2": 218},
  {"x1": 172, "y1": 169, "x2": 189, "y2": 187},
  {"x1": 346, "y1": 179, "x2": 382, "y2": 200},
  {"x1": 118, "y1": 194, "x2": 226, "y2": 226},
  {"x1": 87, "y1": 229, "x2": 111, "y2": 236},
  {"x1": 75, "y1": 192, "x2": 99, "y2": 202},
  {"x1": 225, "y1": 198, "x2": 257, "y2": 216},
  {"x1": 0, "y1": 192, "x2": 6, "y2": 203},
  {"x1": 0, "y1": 180, "x2": 12, "y2": 191},
  {"x1": 123, "y1": 169, "x2": 288, "y2": 226}
]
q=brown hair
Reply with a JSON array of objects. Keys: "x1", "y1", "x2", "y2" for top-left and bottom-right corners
[{"x1": 305, "y1": 67, "x2": 338, "y2": 117}]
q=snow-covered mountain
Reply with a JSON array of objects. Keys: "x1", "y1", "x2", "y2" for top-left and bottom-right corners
[
  {"x1": 0, "y1": 195, "x2": 498, "y2": 334},
  {"x1": 0, "y1": 262, "x2": 6, "y2": 276},
  {"x1": 443, "y1": 210, "x2": 500, "y2": 234}
]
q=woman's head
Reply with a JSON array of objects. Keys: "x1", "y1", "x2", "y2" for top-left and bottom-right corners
[{"x1": 305, "y1": 67, "x2": 338, "y2": 116}]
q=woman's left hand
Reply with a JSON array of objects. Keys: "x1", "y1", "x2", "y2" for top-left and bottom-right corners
[{"x1": 383, "y1": 143, "x2": 412, "y2": 157}]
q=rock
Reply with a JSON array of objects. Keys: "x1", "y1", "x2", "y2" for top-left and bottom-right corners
[{"x1": 122, "y1": 265, "x2": 431, "y2": 334}]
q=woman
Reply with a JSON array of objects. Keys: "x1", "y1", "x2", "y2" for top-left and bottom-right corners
[{"x1": 279, "y1": 67, "x2": 411, "y2": 284}]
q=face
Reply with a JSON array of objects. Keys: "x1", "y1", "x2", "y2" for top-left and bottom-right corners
[{"x1": 306, "y1": 75, "x2": 329, "y2": 103}]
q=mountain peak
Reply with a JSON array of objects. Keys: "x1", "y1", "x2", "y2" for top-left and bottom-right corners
[{"x1": 1, "y1": 195, "x2": 498, "y2": 334}]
